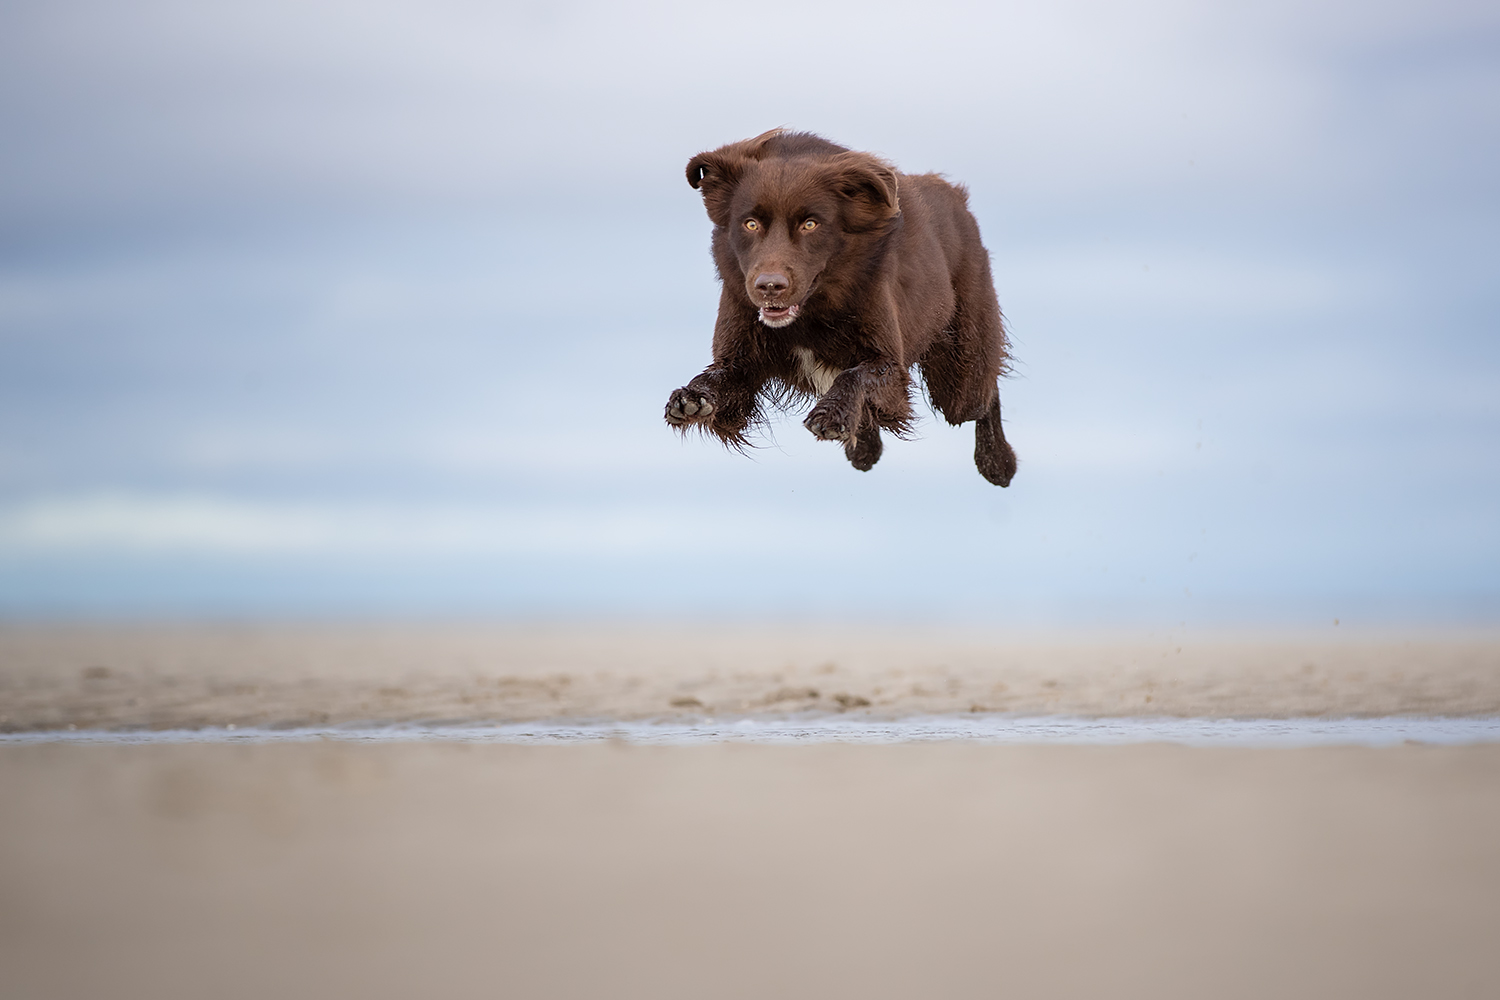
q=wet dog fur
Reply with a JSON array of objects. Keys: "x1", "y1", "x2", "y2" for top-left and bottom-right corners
[{"x1": 664, "y1": 129, "x2": 1017, "y2": 486}]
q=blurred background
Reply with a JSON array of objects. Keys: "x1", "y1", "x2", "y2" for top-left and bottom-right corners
[{"x1": 0, "y1": 0, "x2": 1495, "y2": 625}]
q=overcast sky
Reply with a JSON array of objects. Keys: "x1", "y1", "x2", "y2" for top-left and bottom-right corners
[{"x1": 1, "y1": 0, "x2": 1496, "y2": 623}]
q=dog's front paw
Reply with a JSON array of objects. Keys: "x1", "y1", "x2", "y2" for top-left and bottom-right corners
[
  {"x1": 665, "y1": 386, "x2": 716, "y2": 426},
  {"x1": 804, "y1": 399, "x2": 855, "y2": 441}
]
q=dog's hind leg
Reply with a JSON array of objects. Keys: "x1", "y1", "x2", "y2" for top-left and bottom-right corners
[
  {"x1": 919, "y1": 241, "x2": 1018, "y2": 485},
  {"x1": 974, "y1": 394, "x2": 1017, "y2": 487},
  {"x1": 844, "y1": 419, "x2": 883, "y2": 471},
  {"x1": 919, "y1": 335, "x2": 1016, "y2": 486}
]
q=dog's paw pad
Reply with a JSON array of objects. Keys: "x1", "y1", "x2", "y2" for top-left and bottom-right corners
[
  {"x1": 665, "y1": 389, "x2": 715, "y2": 425},
  {"x1": 803, "y1": 406, "x2": 850, "y2": 441}
]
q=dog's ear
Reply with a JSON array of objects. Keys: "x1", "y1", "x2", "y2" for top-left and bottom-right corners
[
  {"x1": 826, "y1": 152, "x2": 901, "y2": 229},
  {"x1": 687, "y1": 130, "x2": 785, "y2": 228},
  {"x1": 686, "y1": 150, "x2": 744, "y2": 228}
]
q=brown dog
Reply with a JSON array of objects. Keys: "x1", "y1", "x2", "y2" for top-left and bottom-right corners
[{"x1": 664, "y1": 129, "x2": 1017, "y2": 486}]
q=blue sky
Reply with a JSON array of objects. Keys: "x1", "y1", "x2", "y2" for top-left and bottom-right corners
[{"x1": 1, "y1": 0, "x2": 1496, "y2": 623}]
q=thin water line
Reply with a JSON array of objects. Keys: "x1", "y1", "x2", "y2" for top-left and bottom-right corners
[{"x1": 4, "y1": 715, "x2": 1500, "y2": 747}]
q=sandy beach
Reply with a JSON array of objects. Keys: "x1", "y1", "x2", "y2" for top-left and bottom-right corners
[
  {"x1": 4, "y1": 624, "x2": 1500, "y2": 730},
  {"x1": 4, "y1": 740, "x2": 1499, "y2": 999},
  {"x1": 4, "y1": 625, "x2": 1500, "y2": 999}
]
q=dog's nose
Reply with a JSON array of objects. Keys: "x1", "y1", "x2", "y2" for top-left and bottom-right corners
[{"x1": 754, "y1": 272, "x2": 789, "y2": 296}]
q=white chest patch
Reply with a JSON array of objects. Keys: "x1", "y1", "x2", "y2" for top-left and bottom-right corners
[{"x1": 792, "y1": 346, "x2": 841, "y2": 396}]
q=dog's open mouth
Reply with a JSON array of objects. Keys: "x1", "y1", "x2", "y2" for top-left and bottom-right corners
[{"x1": 758, "y1": 303, "x2": 801, "y2": 327}]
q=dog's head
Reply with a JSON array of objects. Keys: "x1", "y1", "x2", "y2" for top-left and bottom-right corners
[{"x1": 687, "y1": 131, "x2": 901, "y2": 327}]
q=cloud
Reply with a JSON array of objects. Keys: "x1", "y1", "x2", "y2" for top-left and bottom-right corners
[
  {"x1": 0, "y1": 492, "x2": 800, "y2": 555},
  {"x1": 4, "y1": 0, "x2": 1494, "y2": 227},
  {"x1": 0, "y1": 0, "x2": 1495, "y2": 619}
]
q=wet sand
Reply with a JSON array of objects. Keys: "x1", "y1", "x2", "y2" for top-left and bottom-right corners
[
  {"x1": 3, "y1": 625, "x2": 1499, "y2": 998},
  {"x1": 3, "y1": 740, "x2": 1499, "y2": 1000},
  {"x1": 4, "y1": 624, "x2": 1499, "y2": 729}
]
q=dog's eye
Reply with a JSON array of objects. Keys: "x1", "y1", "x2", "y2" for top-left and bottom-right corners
[
  {"x1": 744, "y1": 219, "x2": 759, "y2": 232},
  {"x1": 801, "y1": 219, "x2": 818, "y2": 231}
]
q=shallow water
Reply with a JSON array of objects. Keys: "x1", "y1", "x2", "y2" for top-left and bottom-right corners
[{"x1": 5, "y1": 715, "x2": 1500, "y2": 747}]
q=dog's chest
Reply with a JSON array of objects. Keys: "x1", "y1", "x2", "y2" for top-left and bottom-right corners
[{"x1": 792, "y1": 346, "x2": 841, "y2": 396}]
